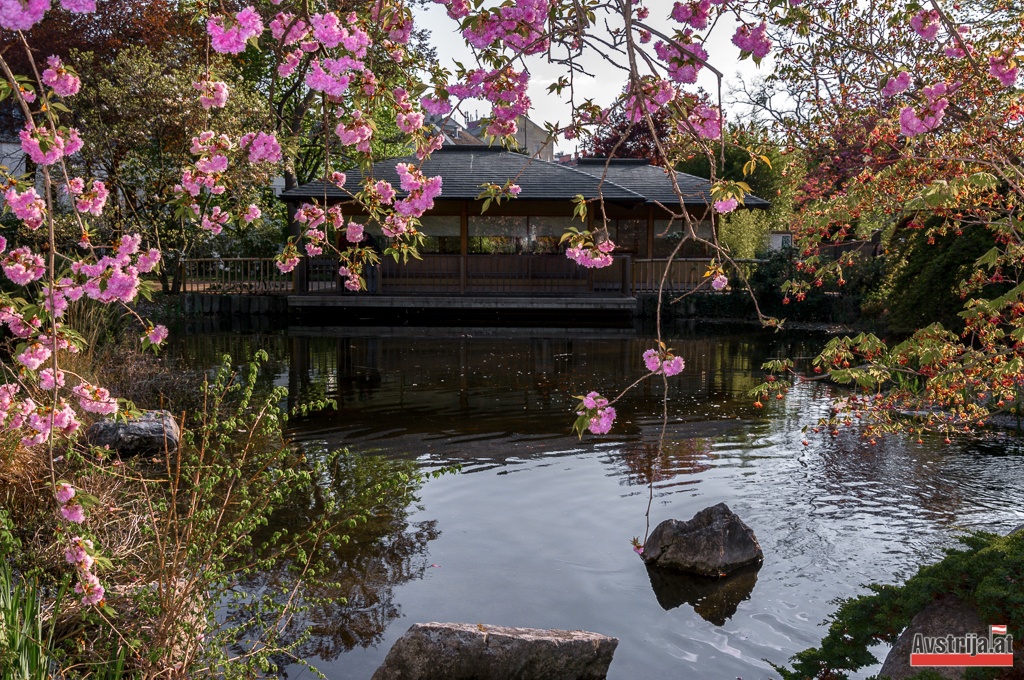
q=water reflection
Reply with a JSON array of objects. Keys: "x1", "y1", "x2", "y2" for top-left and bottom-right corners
[
  {"x1": 169, "y1": 325, "x2": 1024, "y2": 680},
  {"x1": 645, "y1": 564, "x2": 760, "y2": 626}
]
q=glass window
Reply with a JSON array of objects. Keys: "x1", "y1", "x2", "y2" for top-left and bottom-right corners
[
  {"x1": 419, "y1": 215, "x2": 462, "y2": 254},
  {"x1": 468, "y1": 215, "x2": 528, "y2": 254},
  {"x1": 615, "y1": 219, "x2": 646, "y2": 254},
  {"x1": 651, "y1": 218, "x2": 711, "y2": 257},
  {"x1": 528, "y1": 216, "x2": 574, "y2": 254}
]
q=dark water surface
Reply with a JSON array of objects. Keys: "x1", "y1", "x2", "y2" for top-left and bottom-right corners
[{"x1": 174, "y1": 324, "x2": 1024, "y2": 679}]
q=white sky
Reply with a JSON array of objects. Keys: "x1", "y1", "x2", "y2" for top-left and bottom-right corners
[{"x1": 413, "y1": 0, "x2": 772, "y2": 153}]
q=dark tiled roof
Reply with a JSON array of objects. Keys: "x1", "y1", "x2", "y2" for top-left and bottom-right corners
[
  {"x1": 574, "y1": 157, "x2": 771, "y2": 209},
  {"x1": 280, "y1": 146, "x2": 645, "y2": 204}
]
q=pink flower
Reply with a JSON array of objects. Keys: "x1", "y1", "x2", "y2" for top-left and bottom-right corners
[
  {"x1": 194, "y1": 79, "x2": 229, "y2": 109},
  {"x1": 39, "y1": 368, "x2": 65, "y2": 390},
  {"x1": 75, "y1": 571, "x2": 105, "y2": 606},
  {"x1": 732, "y1": 22, "x2": 771, "y2": 59},
  {"x1": 881, "y1": 71, "x2": 911, "y2": 97},
  {"x1": 0, "y1": 0, "x2": 49, "y2": 31},
  {"x1": 146, "y1": 325, "x2": 168, "y2": 345},
  {"x1": 246, "y1": 132, "x2": 282, "y2": 164},
  {"x1": 276, "y1": 255, "x2": 300, "y2": 273},
  {"x1": 3, "y1": 247, "x2": 46, "y2": 285},
  {"x1": 588, "y1": 406, "x2": 616, "y2": 435},
  {"x1": 56, "y1": 483, "x2": 76, "y2": 504},
  {"x1": 17, "y1": 342, "x2": 52, "y2": 371},
  {"x1": 346, "y1": 222, "x2": 365, "y2": 243},
  {"x1": 41, "y1": 55, "x2": 81, "y2": 97},
  {"x1": 208, "y1": 6, "x2": 264, "y2": 54},
  {"x1": 61, "y1": 502, "x2": 86, "y2": 524},
  {"x1": 4, "y1": 187, "x2": 46, "y2": 229},
  {"x1": 242, "y1": 204, "x2": 261, "y2": 223},
  {"x1": 136, "y1": 249, "x2": 161, "y2": 273},
  {"x1": 711, "y1": 274, "x2": 728, "y2": 291},
  {"x1": 330, "y1": 171, "x2": 346, "y2": 188},
  {"x1": 910, "y1": 9, "x2": 940, "y2": 41},
  {"x1": 714, "y1": 197, "x2": 738, "y2": 214},
  {"x1": 672, "y1": 0, "x2": 711, "y2": 30},
  {"x1": 73, "y1": 383, "x2": 118, "y2": 416},
  {"x1": 990, "y1": 54, "x2": 1019, "y2": 88},
  {"x1": 688, "y1": 103, "x2": 721, "y2": 139},
  {"x1": 74, "y1": 180, "x2": 108, "y2": 217}
]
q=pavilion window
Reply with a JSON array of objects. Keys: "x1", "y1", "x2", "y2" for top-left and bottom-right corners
[{"x1": 468, "y1": 215, "x2": 528, "y2": 254}]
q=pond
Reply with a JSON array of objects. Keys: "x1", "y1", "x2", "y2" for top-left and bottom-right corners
[{"x1": 173, "y1": 322, "x2": 1024, "y2": 679}]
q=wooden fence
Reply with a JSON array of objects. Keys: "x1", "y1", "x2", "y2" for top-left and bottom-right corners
[{"x1": 179, "y1": 255, "x2": 761, "y2": 296}]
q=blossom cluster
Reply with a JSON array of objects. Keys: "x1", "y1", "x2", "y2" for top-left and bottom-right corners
[
  {"x1": 578, "y1": 392, "x2": 617, "y2": 435},
  {"x1": 56, "y1": 489, "x2": 105, "y2": 608},
  {"x1": 0, "y1": 0, "x2": 95, "y2": 31},
  {"x1": 458, "y1": 0, "x2": 550, "y2": 56},
  {"x1": 643, "y1": 348, "x2": 686, "y2": 376}
]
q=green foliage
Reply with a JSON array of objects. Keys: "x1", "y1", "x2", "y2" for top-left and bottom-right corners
[
  {"x1": 880, "y1": 223, "x2": 1005, "y2": 335},
  {"x1": 0, "y1": 558, "x2": 69, "y2": 680},
  {"x1": 776, "y1": 531, "x2": 1024, "y2": 679},
  {"x1": 676, "y1": 124, "x2": 803, "y2": 259}
]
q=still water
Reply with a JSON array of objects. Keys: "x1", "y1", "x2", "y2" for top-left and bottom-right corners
[{"x1": 175, "y1": 324, "x2": 1024, "y2": 679}]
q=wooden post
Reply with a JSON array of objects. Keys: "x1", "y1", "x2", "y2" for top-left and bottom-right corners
[
  {"x1": 460, "y1": 201, "x2": 468, "y2": 294},
  {"x1": 646, "y1": 205, "x2": 655, "y2": 290}
]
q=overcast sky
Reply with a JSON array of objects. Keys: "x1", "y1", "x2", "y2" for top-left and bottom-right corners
[{"x1": 413, "y1": 1, "x2": 772, "y2": 153}]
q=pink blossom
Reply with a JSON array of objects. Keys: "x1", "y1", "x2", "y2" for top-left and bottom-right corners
[
  {"x1": 346, "y1": 222, "x2": 365, "y2": 243},
  {"x1": 39, "y1": 368, "x2": 65, "y2": 390},
  {"x1": 989, "y1": 54, "x2": 1019, "y2": 88},
  {"x1": 61, "y1": 502, "x2": 86, "y2": 524},
  {"x1": 653, "y1": 39, "x2": 707, "y2": 84},
  {"x1": 711, "y1": 274, "x2": 728, "y2": 291},
  {"x1": 56, "y1": 483, "x2": 76, "y2": 504},
  {"x1": 899, "y1": 96, "x2": 947, "y2": 136},
  {"x1": 421, "y1": 96, "x2": 452, "y2": 116},
  {"x1": 41, "y1": 55, "x2": 80, "y2": 97},
  {"x1": 74, "y1": 180, "x2": 108, "y2": 217},
  {"x1": 330, "y1": 171, "x2": 346, "y2": 188},
  {"x1": 910, "y1": 10, "x2": 940, "y2": 41},
  {"x1": 146, "y1": 325, "x2": 168, "y2": 345},
  {"x1": 73, "y1": 383, "x2": 118, "y2": 416},
  {"x1": 201, "y1": 206, "x2": 230, "y2": 235},
  {"x1": 688, "y1": 103, "x2": 721, "y2": 140},
  {"x1": 4, "y1": 187, "x2": 46, "y2": 229},
  {"x1": 0, "y1": 0, "x2": 50, "y2": 31},
  {"x1": 75, "y1": 571, "x2": 105, "y2": 606},
  {"x1": 4, "y1": 247, "x2": 46, "y2": 285},
  {"x1": 344, "y1": 276, "x2": 361, "y2": 291},
  {"x1": 246, "y1": 132, "x2": 282, "y2": 164},
  {"x1": 208, "y1": 6, "x2": 264, "y2": 54},
  {"x1": 714, "y1": 197, "x2": 738, "y2": 214},
  {"x1": 588, "y1": 406, "x2": 616, "y2": 435},
  {"x1": 671, "y1": 0, "x2": 711, "y2": 30},
  {"x1": 136, "y1": 249, "x2": 161, "y2": 273},
  {"x1": 882, "y1": 71, "x2": 911, "y2": 97},
  {"x1": 20, "y1": 125, "x2": 64, "y2": 165},
  {"x1": 732, "y1": 22, "x2": 771, "y2": 59},
  {"x1": 17, "y1": 342, "x2": 52, "y2": 371},
  {"x1": 242, "y1": 204, "x2": 261, "y2": 223},
  {"x1": 276, "y1": 255, "x2": 300, "y2": 273},
  {"x1": 194, "y1": 79, "x2": 229, "y2": 109}
]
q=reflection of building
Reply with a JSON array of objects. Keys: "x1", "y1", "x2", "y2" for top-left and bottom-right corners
[{"x1": 281, "y1": 147, "x2": 769, "y2": 296}]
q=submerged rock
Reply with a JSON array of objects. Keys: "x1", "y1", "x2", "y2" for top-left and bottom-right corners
[
  {"x1": 640, "y1": 503, "x2": 763, "y2": 576},
  {"x1": 645, "y1": 562, "x2": 759, "y2": 625},
  {"x1": 371, "y1": 622, "x2": 618, "y2": 680},
  {"x1": 86, "y1": 410, "x2": 180, "y2": 457}
]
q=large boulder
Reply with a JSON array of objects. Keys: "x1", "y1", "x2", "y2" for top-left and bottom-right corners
[
  {"x1": 641, "y1": 503, "x2": 763, "y2": 576},
  {"x1": 86, "y1": 410, "x2": 180, "y2": 457},
  {"x1": 371, "y1": 622, "x2": 618, "y2": 680}
]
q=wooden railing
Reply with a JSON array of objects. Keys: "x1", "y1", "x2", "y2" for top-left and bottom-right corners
[
  {"x1": 182, "y1": 254, "x2": 764, "y2": 297},
  {"x1": 181, "y1": 258, "x2": 292, "y2": 294},
  {"x1": 630, "y1": 258, "x2": 768, "y2": 295}
]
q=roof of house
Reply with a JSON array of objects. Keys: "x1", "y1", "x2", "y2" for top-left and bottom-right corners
[
  {"x1": 280, "y1": 147, "x2": 770, "y2": 209},
  {"x1": 281, "y1": 146, "x2": 644, "y2": 204},
  {"x1": 574, "y1": 157, "x2": 772, "y2": 209}
]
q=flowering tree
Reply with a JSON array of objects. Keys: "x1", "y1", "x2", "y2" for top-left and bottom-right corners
[{"x1": 1, "y1": 0, "x2": 1023, "y2": 671}]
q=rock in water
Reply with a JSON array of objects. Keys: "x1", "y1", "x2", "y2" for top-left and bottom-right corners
[
  {"x1": 371, "y1": 622, "x2": 618, "y2": 680},
  {"x1": 86, "y1": 410, "x2": 180, "y2": 456},
  {"x1": 641, "y1": 503, "x2": 763, "y2": 576}
]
